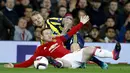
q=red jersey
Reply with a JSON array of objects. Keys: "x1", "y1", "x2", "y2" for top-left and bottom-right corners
[{"x1": 14, "y1": 22, "x2": 83, "y2": 68}]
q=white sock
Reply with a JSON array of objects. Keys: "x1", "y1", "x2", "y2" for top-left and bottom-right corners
[{"x1": 94, "y1": 49, "x2": 113, "y2": 58}]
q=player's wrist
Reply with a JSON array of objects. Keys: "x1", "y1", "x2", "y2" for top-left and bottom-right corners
[{"x1": 10, "y1": 63, "x2": 14, "y2": 68}]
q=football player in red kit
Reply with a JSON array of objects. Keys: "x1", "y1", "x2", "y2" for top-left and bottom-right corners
[{"x1": 4, "y1": 15, "x2": 89, "y2": 68}]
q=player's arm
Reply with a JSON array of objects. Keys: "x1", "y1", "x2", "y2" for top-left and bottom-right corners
[
  {"x1": 60, "y1": 15, "x2": 89, "y2": 42},
  {"x1": 4, "y1": 45, "x2": 44, "y2": 68}
]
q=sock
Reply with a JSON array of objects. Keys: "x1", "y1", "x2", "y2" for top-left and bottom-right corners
[
  {"x1": 79, "y1": 62, "x2": 86, "y2": 68},
  {"x1": 51, "y1": 59, "x2": 63, "y2": 68},
  {"x1": 94, "y1": 49, "x2": 113, "y2": 58},
  {"x1": 90, "y1": 56, "x2": 103, "y2": 66}
]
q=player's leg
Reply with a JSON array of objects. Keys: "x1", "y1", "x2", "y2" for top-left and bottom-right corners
[
  {"x1": 56, "y1": 58, "x2": 72, "y2": 68},
  {"x1": 71, "y1": 43, "x2": 108, "y2": 69},
  {"x1": 82, "y1": 42, "x2": 121, "y2": 61},
  {"x1": 94, "y1": 42, "x2": 121, "y2": 60},
  {"x1": 90, "y1": 57, "x2": 108, "y2": 69}
]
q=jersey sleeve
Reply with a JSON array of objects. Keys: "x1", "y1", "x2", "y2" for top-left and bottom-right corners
[
  {"x1": 14, "y1": 45, "x2": 44, "y2": 68},
  {"x1": 59, "y1": 22, "x2": 83, "y2": 42}
]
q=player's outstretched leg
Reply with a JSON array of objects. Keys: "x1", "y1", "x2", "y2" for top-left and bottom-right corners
[
  {"x1": 94, "y1": 42, "x2": 121, "y2": 60},
  {"x1": 112, "y1": 42, "x2": 121, "y2": 60}
]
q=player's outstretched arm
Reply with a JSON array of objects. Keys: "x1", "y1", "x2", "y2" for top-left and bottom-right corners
[
  {"x1": 4, "y1": 45, "x2": 43, "y2": 68},
  {"x1": 60, "y1": 15, "x2": 89, "y2": 42}
]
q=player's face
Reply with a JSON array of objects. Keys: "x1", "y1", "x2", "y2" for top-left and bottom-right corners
[
  {"x1": 42, "y1": 29, "x2": 53, "y2": 42},
  {"x1": 31, "y1": 14, "x2": 44, "y2": 27},
  {"x1": 64, "y1": 16, "x2": 73, "y2": 26}
]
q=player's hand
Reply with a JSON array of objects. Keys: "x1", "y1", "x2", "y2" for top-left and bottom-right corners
[
  {"x1": 80, "y1": 15, "x2": 89, "y2": 24},
  {"x1": 4, "y1": 63, "x2": 14, "y2": 68}
]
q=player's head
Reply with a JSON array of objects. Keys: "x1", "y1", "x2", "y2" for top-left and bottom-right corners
[
  {"x1": 41, "y1": 28, "x2": 53, "y2": 42},
  {"x1": 62, "y1": 13, "x2": 73, "y2": 29},
  {"x1": 31, "y1": 11, "x2": 44, "y2": 27}
]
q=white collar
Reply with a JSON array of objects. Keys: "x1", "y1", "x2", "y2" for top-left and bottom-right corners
[{"x1": 6, "y1": 7, "x2": 13, "y2": 11}]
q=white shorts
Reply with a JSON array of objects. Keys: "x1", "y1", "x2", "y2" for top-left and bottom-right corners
[{"x1": 61, "y1": 49, "x2": 84, "y2": 69}]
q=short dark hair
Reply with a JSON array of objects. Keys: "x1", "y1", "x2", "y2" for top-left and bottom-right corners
[
  {"x1": 92, "y1": 0, "x2": 102, "y2": 2},
  {"x1": 24, "y1": 5, "x2": 33, "y2": 9},
  {"x1": 106, "y1": 27, "x2": 116, "y2": 33},
  {"x1": 19, "y1": 17, "x2": 27, "y2": 21},
  {"x1": 41, "y1": 28, "x2": 51, "y2": 34},
  {"x1": 24, "y1": 5, "x2": 33, "y2": 12},
  {"x1": 106, "y1": 16, "x2": 115, "y2": 22},
  {"x1": 109, "y1": 0, "x2": 118, "y2": 5}
]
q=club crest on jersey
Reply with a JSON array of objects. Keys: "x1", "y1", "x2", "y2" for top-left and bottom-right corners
[{"x1": 53, "y1": 39, "x2": 56, "y2": 42}]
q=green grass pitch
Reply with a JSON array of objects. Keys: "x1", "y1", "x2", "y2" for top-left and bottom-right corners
[{"x1": 0, "y1": 64, "x2": 130, "y2": 73}]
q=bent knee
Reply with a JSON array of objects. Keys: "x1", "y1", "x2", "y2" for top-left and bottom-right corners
[
  {"x1": 83, "y1": 46, "x2": 96, "y2": 51},
  {"x1": 83, "y1": 46, "x2": 96, "y2": 54}
]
